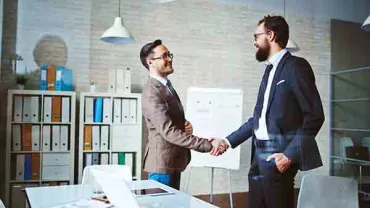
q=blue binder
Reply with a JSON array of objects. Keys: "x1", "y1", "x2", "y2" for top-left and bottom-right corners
[
  {"x1": 93, "y1": 98, "x2": 103, "y2": 122},
  {"x1": 24, "y1": 154, "x2": 32, "y2": 180},
  {"x1": 55, "y1": 66, "x2": 73, "y2": 91},
  {"x1": 40, "y1": 65, "x2": 48, "y2": 90}
]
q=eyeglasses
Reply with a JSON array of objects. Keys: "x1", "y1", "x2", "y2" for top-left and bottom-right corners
[
  {"x1": 253, "y1": 31, "x2": 270, "y2": 41},
  {"x1": 151, "y1": 51, "x2": 174, "y2": 61}
]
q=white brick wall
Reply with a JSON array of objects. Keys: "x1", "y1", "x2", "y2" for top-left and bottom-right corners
[{"x1": 1, "y1": 0, "x2": 368, "y2": 196}]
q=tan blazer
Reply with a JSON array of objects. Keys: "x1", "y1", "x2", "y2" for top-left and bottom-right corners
[{"x1": 142, "y1": 77, "x2": 212, "y2": 174}]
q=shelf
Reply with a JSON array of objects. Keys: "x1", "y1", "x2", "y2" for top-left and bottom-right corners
[
  {"x1": 42, "y1": 151, "x2": 71, "y2": 153},
  {"x1": 331, "y1": 66, "x2": 370, "y2": 75},
  {"x1": 8, "y1": 90, "x2": 75, "y2": 96},
  {"x1": 41, "y1": 179, "x2": 71, "y2": 182},
  {"x1": 83, "y1": 150, "x2": 110, "y2": 153},
  {"x1": 331, "y1": 98, "x2": 370, "y2": 103},
  {"x1": 331, "y1": 128, "x2": 370, "y2": 132},
  {"x1": 11, "y1": 151, "x2": 42, "y2": 154},
  {"x1": 10, "y1": 180, "x2": 40, "y2": 183},
  {"x1": 84, "y1": 122, "x2": 111, "y2": 125},
  {"x1": 11, "y1": 122, "x2": 71, "y2": 125}
]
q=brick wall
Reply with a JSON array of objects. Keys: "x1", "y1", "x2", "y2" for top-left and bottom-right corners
[{"x1": 2, "y1": 0, "x2": 365, "y2": 196}]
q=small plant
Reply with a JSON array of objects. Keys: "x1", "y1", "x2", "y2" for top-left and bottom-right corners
[
  {"x1": 90, "y1": 80, "x2": 95, "y2": 85},
  {"x1": 15, "y1": 74, "x2": 28, "y2": 85}
]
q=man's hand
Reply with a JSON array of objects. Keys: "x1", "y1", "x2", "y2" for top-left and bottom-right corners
[
  {"x1": 184, "y1": 120, "x2": 193, "y2": 135},
  {"x1": 266, "y1": 153, "x2": 292, "y2": 173},
  {"x1": 208, "y1": 138, "x2": 229, "y2": 156}
]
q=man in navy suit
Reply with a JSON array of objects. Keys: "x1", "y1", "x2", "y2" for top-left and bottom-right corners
[{"x1": 211, "y1": 15, "x2": 325, "y2": 208}]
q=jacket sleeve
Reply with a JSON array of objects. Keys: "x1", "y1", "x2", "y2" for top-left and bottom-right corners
[
  {"x1": 143, "y1": 91, "x2": 212, "y2": 153},
  {"x1": 226, "y1": 117, "x2": 254, "y2": 148},
  {"x1": 283, "y1": 58, "x2": 325, "y2": 163}
]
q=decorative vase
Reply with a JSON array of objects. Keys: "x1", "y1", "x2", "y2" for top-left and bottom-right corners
[{"x1": 90, "y1": 84, "x2": 96, "y2": 92}]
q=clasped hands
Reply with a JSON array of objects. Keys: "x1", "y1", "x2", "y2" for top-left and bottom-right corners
[{"x1": 208, "y1": 138, "x2": 229, "y2": 156}]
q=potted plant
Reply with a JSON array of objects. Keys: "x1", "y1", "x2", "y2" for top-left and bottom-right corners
[{"x1": 15, "y1": 74, "x2": 28, "y2": 89}]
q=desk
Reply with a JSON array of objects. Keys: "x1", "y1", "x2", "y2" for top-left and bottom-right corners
[{"x1": 25, "y1": 180, "x2": 218, "y2": 208}]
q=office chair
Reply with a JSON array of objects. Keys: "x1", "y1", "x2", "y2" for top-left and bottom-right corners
[{"x1": 297, "y1": 175, "x2": 358, "y2": 208}]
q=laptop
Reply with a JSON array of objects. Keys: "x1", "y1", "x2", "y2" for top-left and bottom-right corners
[
  {"x1": 91, "y1": 169, "x2": 141, "y2": 208},
  {"x1": 345, "y1": 146, "x2": 369, "y2": 160}
]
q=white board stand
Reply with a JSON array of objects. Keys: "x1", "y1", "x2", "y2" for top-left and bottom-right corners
[{"x1": 184, "y1": 167, "x2": 234, "y2": 208}]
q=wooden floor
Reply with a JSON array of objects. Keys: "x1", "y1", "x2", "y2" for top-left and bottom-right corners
[{"x1": 195, "y1": 191, "x2": 370, "y2": 208}]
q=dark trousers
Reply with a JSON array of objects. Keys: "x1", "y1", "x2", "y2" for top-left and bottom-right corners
[
  {"x1": 248, "y1": 140, "x2": 298, "y2": 208},
  {"x1": 148, "y1": 172, "x2": 181, "y2": 190}
]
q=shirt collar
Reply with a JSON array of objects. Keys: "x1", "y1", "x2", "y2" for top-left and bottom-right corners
[
  {"x1": 150, "y1": 74, "x2": 168, "y2": 86},
  {"x1": 266, "y1": 48, "x2": 288, "y2": 67}
]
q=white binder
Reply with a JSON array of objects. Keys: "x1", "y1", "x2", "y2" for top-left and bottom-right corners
[
  {"x1": 43, "y1": 97, "x2": 52, "y2": 122},
  {"x1": 61, "y1": 97, "x2": 70, "y2": 122},
  {"x1": 85, "y1": 98, "x2": 94, "y2": 123},
  {"x1": 116, "y1": 69, "x2": 131, "y2": 93},
  {"x1": 42, "y1": 126, "x2": 51, "y2": 151},
  {"x1": 22, "y1": 97, "x2": 31, "y2": 122},
  {"x1": 113, "y1": 99, "x2": 122, "y2": 123},
  {"x1": 52, "y1": 125, "x2": 61, "y2": 151},
  {"x1": 60, "y1": 126, "x2": 69, "y2": 151},
  {"x1": 129, "y1": 99, "x2": 137, "y2": 124},
  {"x1": 123, "y1": 69, "x2": 132, "y2": 93},
  {"x1": 92, "y1": 126, "x2": 100, "y2": 151},
  {"x1": 100, "y1": 126, "x2": 109, "y2": 151},
  {"x1": 115, "y1": 69, "x2": 125, "y2": 93},
  {"x1": 112, "y1": 153, "x2": 119, "y2": 164},
  {"x1": 85, "y1": 153, "x2": 93, "y2": 166},
  {"x1": 102, "y1": 98, "x2": 112, "y2": 123},
  {"x1": 16, "y1": 154, "x2": 25, "y2": 180},
  {"x1": 108, "y1": 69, "x2": 116, "y2": 93},
  {"x1": 31, "y1": 125, "x2": 40, "y2": 151},
  {"x1": 13, "y1": 96, "x2": 23, "y2": 122},
  {"x1": 30, "y1": 96, "x2": 39, "y2": 122},
  {"x1": 100, "y1": 153, "x2": 109, "y2": 165},
  {"x1": 12, "y1": 125, "x2": 22, "y2": 151},
  {"x1": 121, "y1": 99, "x2": 130, "y2": 124},
  {"x1": 125, "y1": 153, "x2": 134, "y2": 176}
]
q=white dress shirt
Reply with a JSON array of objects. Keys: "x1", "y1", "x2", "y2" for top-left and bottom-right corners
[
  {"x1": 150, "y1": 74, "x2": 168, "y2": 86},
  {"x1": 254, "y1": 49, "x2": 288, "y2": 140}
]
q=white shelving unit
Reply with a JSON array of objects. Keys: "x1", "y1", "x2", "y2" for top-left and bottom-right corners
[
  {"x1": 78, "y1": 92, "x2": 142, "y2": 183},
  {"x1": 4, "y1": 90, "x2": 76, "y2": 208}
]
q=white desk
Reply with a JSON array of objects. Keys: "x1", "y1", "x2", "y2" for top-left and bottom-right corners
[{"x1": 25, "y1": 180, "x2": 218, "y2": 208}]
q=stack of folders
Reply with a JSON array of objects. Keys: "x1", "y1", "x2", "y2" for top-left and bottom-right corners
[
  {"x1": 12, "y1": 153, "x2": 40, "y2": 181},
  {"x1": 41, "y1": 125, "x2": 69, "y2": 151},
  {"x1": 85, "y1": 97, "x2": 137, "y2": 124},
  {"x1": 13, "y1": 96, "x2": 40, "y2": 122},
  {"x1": 40, "y1": 65, "x2": 73, "y2": 91},
  {"x1": 108, "y1": 68, "x2": 131, "y2": 93},
  {"x1": 43, "y1": 96, "x2": 71, "y2": 123}
]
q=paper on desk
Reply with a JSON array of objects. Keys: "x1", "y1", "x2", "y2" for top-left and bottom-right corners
[
  {"x1": 49, "y1": 199, "x2": 112, "y2": 208},
  {"x1": 91, "y1": 169, "x2": 141, "y2": 208}
]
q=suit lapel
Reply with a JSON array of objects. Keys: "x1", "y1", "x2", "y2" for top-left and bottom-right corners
[{"x1": 266, "y1": 52, "x2": 291, "y2": 111}]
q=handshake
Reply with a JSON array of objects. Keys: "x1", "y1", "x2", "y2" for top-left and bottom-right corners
[
  {"x1": 208, "y1": 138, "x2": 229, "y2": 156},
  {"x1": 184, "y1": 121, "x2": 229, "y2": 156}
]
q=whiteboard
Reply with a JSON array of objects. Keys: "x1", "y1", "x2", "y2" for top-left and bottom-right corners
[{"x1": 185, "y1": 87, "x2": 243, "y2": 170}]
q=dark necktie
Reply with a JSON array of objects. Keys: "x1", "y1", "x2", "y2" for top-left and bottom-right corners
[
  {"x1": 253, "y1": 64, "x2": 273, "y2": 129},
  {"x1": 166, "y1": 80, "x2": 182, "y2": 110}
]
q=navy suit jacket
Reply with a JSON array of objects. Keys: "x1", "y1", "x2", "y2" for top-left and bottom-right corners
[{"x1": 227, "y1": 52, "x2": 324, "y2": 171}]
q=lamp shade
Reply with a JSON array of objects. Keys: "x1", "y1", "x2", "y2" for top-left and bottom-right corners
[
  {"x1": 101, "y1": 17, "x2": 134, "y2": 44},
  {"x1": 143, "y1": 0, "x2": 177, "y2": 3},
  {"x1": 286, "y1": 39, "x2": 299, "y2": 51},
  {"x1": 361, "y1": 15, "x2": 370, "y2": 31}
]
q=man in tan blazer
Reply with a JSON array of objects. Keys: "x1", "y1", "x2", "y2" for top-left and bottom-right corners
[{"x1": 140, "y1": 39, "x2": 221, "y2": 190}]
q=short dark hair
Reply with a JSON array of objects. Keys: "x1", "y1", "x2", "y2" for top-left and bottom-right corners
[
  {"x1": 258, "y1": 15, "x2": 289, "y2": 48},
  {"x1": 140, "y1": 39, "x2": 162, "y2": 70}
]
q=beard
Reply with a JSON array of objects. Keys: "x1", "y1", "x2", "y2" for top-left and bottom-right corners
[{"x1": 255, "y1": 42, "x2": 270, "y2": 62}]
